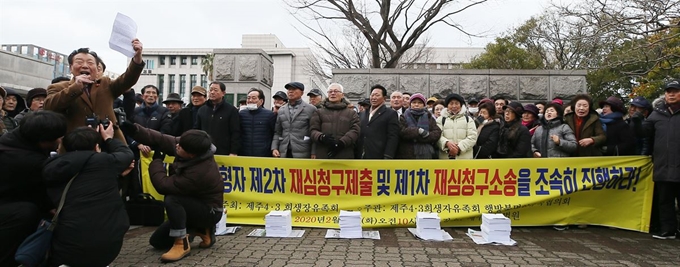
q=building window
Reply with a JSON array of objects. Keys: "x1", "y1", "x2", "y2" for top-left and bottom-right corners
[
  {"x1": 201, "y1": 74, "x2": 207, "y2": 88},
  {"x1": 190, "y1": 74, "x2": 197, "y2": 88},
  {"x1": 159, "y1": 56, "x2": 165, "y2": 65},
  {"x1": 236, "y1": 93, "x2": 247, "y2": 106},
  {"x1": 170, "y1": 56, "x2": 176, "y2": 65},
  {"x1": 179, "y1": 75, "x2": 186, "y2": 97},
  {"x1": 145, "y1": 59, "x2": 155, "y2": 69},
  {"x1": 169, "y1": 74, "x2": 175, "y2": 93},
  {"x1": 158, "y1": 75, "x2": 165, "y2": 100},
  {"x1": 191, "y1": 56, "x2": 198, "y2": 65},
  {"x1": 224, "y1": 94, "x2": 235, "y2": 106},
  {"x1": 180, "y1": 56, "x2": 187, "y2": 65}
]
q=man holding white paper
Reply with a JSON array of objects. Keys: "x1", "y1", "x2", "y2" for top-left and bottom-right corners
[{"x1": 44, "y1": 38, "x2": 146, "y2": 144}]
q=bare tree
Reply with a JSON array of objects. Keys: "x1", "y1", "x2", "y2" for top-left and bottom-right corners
[{"x1": 286, "y1": 0, "x2": 488, "y2": 69}]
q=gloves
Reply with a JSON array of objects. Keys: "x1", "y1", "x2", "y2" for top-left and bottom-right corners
[
  {"x1": 418, "y1": 128, "x2": 429, "y2": 138},
  {"x1": 152, "y1": 150, "x2": 165, "y2": 161},
  {"x1": 319, "y1": 134, "x2": 335, "y2": 146},
  {"x1": 327, "y1": 140, "x2": 345, "y2": 158},
  {"x1": 120, "y1": 120, "x2": 137, "y2": 137}
]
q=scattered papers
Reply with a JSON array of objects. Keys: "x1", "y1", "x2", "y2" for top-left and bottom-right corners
[
  {"x1": 466, "y1": 229, "x2": 516, "y2": 246},
  {"x1": 416, "y1": 212, "x2": 442, "y2": 240},
  {"x1": 109, "y1": 13, "x2": 138, "y2": 57},
  {"x1": 215, "y1": 212, "x2": 227, "y2": 235},
  {"x1": 216, "y1": 226, "x2": 240, "y2": 236},
  {"x1": 265, "y1": 210, "x2": 292, "y2": 237},
  {"x1": 325, "y1": 229, "x2": 380, "y2": 239},
  {"x1": 407, "y1": 228, "x2": 453, "y2": 241},
  {"x1": 339, "y1": 210, "x2": 362, "y2": 238},
  {"x1": 247, "y1": 229, "x2": 305, "y2": 238}
]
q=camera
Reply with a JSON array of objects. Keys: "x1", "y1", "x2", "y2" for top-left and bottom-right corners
[
  {"x1": 85, "y1": 113, "x2": 111, "y2": 129},
  {"x1": 112, "y1": 107, "x2": 126, "y2": 126}
]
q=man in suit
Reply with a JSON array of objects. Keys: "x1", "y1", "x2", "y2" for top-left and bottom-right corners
[
  {"x1": 44, "y1": 39, "x2": 145, "y2": 143},
  {"x1": 356, "y1": 84, "x2": 400, "y2": 159}
]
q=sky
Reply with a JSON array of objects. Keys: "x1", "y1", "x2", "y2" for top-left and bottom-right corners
[{"x1": 0, "y1": 0, "x2": 578, "y2": 73}]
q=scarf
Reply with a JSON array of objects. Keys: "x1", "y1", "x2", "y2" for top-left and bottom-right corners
[
  {"x1": 574, "y1": 115, "x2": 584, "y2": 141},
  {"x1": 404, "y1": 108, "x2": 432, "y2": 159},
  {"x1": 599, "y1": 112, "x2": 624, "y2": 133}
]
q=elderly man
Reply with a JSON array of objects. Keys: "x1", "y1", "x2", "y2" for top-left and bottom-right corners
[
  {"x1": 239, "y1": 88, "x2": 276, "y2": 157},
  {"x1": 356, "y1": 84, "x2": 400, "y2": 159},
  {"x1": 172, "y1": 86, "x2": 207, "y2": 136},
  {"x1": 310, "y1": 83, "x2": 360, "y2": 159},
  {"x1": 645, "y1": 79, "x2": 680, "y2": 240},
  {"x1": 272, "y1": 82, "x2": 317, "y2": 158},
  {"x1": 163, "y1": 93, "x2": 184, "y2": 118},
  {"x1": 307, "y1": 88, "x2": 324, "y2": 109},
  {"x1": 14, "y1": 88, "x2": 47, "y2": 123},
  {"x1": 390, "y1": 91, "x2": 404, "y2": 116},
  {"x1": 44, "y1": 39, "x2": 145, "y2": 143},
  {"x1": 272, "y1": 91, "x2": 288, "y2": 114},
  {"x1": 401, "y1": 92, "x2": 411, "y2": 111},
  {"x1": 195, "y1": 81, "x2": 241, "y2": 156}
]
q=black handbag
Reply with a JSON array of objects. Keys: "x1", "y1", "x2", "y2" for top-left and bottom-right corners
[
  {"x1": 15, "y1": 172, "x2": 79, "y2": 267},
  {"x1": 125, "y1": 193, "x2": 165, "y2": 226}
]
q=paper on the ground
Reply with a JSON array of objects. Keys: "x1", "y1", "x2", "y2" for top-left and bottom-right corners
[
  {"x1": 216, "y1": 226, "x2": 240, "y2": 236},
  {"x1": 247, "y1": 229, "x2": 305, "y2": 238},
  {"x1": 109, "y1": 13, "x2": 137, "y2": 57},
  {"x1": 407, "y1": 228, "x2": 453, "y2": 241},
  {"x1": 466, "y1": 228, "x2": 517, "y2": 246},
  {"x1": 214, "y1": 213, "x2": 227, "y2": 235},
  {"x1": 325, "y1": 229, "x2": 380, "y2": 239}
]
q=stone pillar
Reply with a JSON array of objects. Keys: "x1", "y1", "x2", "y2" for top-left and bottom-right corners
[{"x1": 212, "y1": 49, "x2": 274, "y2": 108}]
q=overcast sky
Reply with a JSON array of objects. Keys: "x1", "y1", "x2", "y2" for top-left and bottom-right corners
[{"x1": 0, "y1": 0, "x2": 577, "y2": 72}]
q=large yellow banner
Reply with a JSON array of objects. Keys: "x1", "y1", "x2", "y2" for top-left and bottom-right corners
[{"x1": 141, "y1": 156, "x2": 653, "y2": 232}]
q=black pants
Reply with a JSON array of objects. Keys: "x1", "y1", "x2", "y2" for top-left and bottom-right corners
[
  {"x1": 655, "y1": 182, "x2": 680, "y2": 233},
  {"x1": 0, "y1": 202, "x2": 41, "y2": 267},
  {"x1": 148, "y1": 195, "x2": 221, "y2": 249}
]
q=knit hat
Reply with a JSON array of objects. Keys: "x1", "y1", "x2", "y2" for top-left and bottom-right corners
[
  {"x1": 598, "y1": 96, "x2": 625, "y2": 113},
  {"x1": 26, "y1": 88, "x2": 47, "y2": 103},
  {"x1": 409, "y1": 93, "x2": 427, "y2": 105},
  {"x1": 478, "y1": 98, "x2": 493, "y2": 106},
  {"x1": 503, "y1": 102, "x2": 524, "y2": 119},
  {"x1": 444, "y1": 93, "x2": 465, "y2": 106},
  {"x1": 551, "y1": 98, "x2": 564, "y2": 106}
]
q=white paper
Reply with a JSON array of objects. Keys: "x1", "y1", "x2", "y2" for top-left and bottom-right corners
[
  {"x1": 466, "y1": 228, "x2": 517, "y2": 246},
  {"x1": 247, "y1": 229, "x2": 305, "y2": 238},
  {"x1": 324, "y1": 229, "x2": 380, "y2": 239},
  {"x1": 216, "y1": 226, "x2": 240, "y2": 236},
  {"x1": 407, "y1": 228, "x2": 453, "y2": 241},
  {"x1": 108, "y1": 13, "x2": 137, "y2": 58},
  {"x1": 214, "y1": 212, "x2": 227, "y2": 235}
]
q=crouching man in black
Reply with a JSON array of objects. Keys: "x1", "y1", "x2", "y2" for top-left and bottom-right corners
[
  {"x1": 42, "y1": 124, "x2": 134, "y2": 267},
  {"x1": 122, "y1": 122, "x2": 223, "y2": 263}
]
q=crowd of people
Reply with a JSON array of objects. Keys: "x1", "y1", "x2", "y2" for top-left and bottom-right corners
[{"x1": 0, "y1": 37, "x2": 678, "y2": 266}]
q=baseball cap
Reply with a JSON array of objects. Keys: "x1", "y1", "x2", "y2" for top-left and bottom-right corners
[
  {"x1": 284, "y1": 82, "x2": 305, "y2": 91},
  {"x1": 468, "y1": 97, "x2": 479, "y2": 104},
  {"x1": 307, "y1": 88, "x2": 322, "y2": 96},
  {"x1": 191, "y1": 86, "x2": 207, "y2": 96},
  {"x1": 273, "y1": 91, "x2": 288, "y2": 101},
  {"x1": 665, "y1": 79, "x2": 680, "y2": 91}
]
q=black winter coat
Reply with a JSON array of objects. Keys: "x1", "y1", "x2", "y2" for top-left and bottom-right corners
[
  {"x1": 643, "y1": 100, "x2": 680, "y2": 182},
  {"x1": 496, "y1": 119, "x2": 531, "y2": 158},
  {"x1": 171, "y1": 103, "x2": 204, "y2": 136},
  {"x1": 239, "y1": 107, "x2": 276, "y2": 157},
  {"x1": 473, "y1": 120, "x2": 500, "y2": 159},
  {"x1": 355, "y1": 105, "x2": 400, "y2": 159},
  {"x1": 602, "y1": 118, "x2": 636, "y2": 156},
  {"x1": 195, "y1": 100, "x2": 241, "y2": 155},
  {"x1": 133, "y1": 103, "x2": 172, "y2": 133},
  {"x1": 43, "y1": 139, "x2": 133, "y2": 267},
  {"x1": 0, "y1": 130, "x2": 52, "y2": 211}
]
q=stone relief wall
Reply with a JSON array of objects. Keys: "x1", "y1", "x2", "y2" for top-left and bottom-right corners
[{"x1": 332, "y1": 69, "x2": 587, "y2": 102}]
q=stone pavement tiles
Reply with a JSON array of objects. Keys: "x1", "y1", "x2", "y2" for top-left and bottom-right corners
[{"x1": 112, "y1": 226, "x2": 680, "y2": 267}]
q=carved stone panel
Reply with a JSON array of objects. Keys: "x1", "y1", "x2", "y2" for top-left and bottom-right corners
[
  {"x1": 520, "y1": 76, "x2": 549, "y2": 100},
  {"x1": 489, "y1": 76, "x2": 518, "y2": 100},
  {"x1": 551, "y1": 76, "x2": 586, "y2": 99},
  {"x1": 214, "y1": 54, "x2": 235, "y2": 81},
  {"x1": 260, "y1": 57, "x2": 273, "y2": 86},
  {"x1": 460, "y1": 75, "x2": 490, "y2": 99},
  {"x1": 370, "y1": 75, "x2": 399, "y2": 94},
  {"x1": 429, "y1": 75, "x2": 458, "y2": 99},
  {"x1": 399, "y1": 75, "x2": 429, "y2": 94},
  {"x1": 334, "y1": 75, "x2": 370, "y2": 98},
  {"x1": 238, "y1": 55, "x2": 258, "y2": 81}
]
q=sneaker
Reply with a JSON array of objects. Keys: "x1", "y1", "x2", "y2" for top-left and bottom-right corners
[{"x1": 652, "y1": 231, "x2": 677, "y2": 240}]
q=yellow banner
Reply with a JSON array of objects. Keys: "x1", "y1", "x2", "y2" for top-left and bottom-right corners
[{"x1": 141, "y1": 156, "x2": 653, "y2": 232}]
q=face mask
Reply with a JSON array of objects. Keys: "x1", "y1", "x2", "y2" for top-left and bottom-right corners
[
  {"x1": 246, "y1": 103, "x2": 258, "y2": 110},
  {"x1": 239, "y1": 106, "x2": 247, "y2": 111},
  {"x1": 468, "y1": 107, "x2": 478, "y2": 114}
]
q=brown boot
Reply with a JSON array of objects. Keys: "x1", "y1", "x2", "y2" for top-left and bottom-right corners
[
  {"x1": 195, "y1": 227, "x2": 216, "y2": 248},
  {"x1": 160, "y1": 235, "x2": 190, "y2": 262}
]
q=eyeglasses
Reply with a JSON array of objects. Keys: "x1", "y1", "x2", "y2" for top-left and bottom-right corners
[{"x1": 327, "y1": 90, "x2": 342, "y2": 94}]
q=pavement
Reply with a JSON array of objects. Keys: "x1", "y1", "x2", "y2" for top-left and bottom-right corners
[{"x1": 111, "y1": 225, "x2": 680, "y2": 267}]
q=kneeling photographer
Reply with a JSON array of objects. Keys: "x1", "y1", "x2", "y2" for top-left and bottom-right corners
[
  {"x1": 121, "y1": 121, "x2": 223, "y2": 263},
  {"x1": 43, "y1": 123, "x2": 134, "y2": 267}
]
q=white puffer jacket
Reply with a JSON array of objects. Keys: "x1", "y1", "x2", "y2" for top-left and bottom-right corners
[{"x1": 436, "y1": 106, "x2": 478, "y2": 159}]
